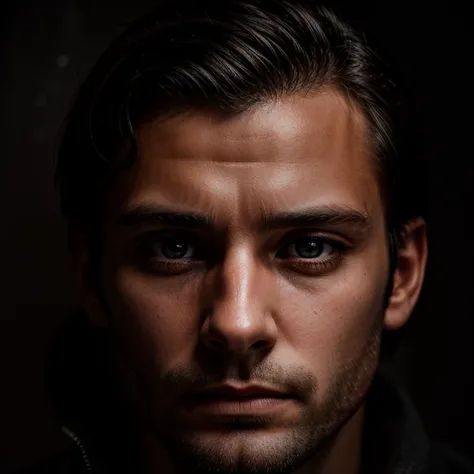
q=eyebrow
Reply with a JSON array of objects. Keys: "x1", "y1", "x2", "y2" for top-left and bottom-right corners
[
  {"x1": 259, "y1": 205, "x2": 372, "y2": 232},
  {"x1": 118, "y1": 203, "x2": 372, "y2": 233},
  {"x1": 118, "y1": 204, "x2": 214, "y2": 230}
]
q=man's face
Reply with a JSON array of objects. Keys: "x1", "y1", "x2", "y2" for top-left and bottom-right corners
[{"x1": 94, "y1": 89, "x2": 392, "y2": 473}]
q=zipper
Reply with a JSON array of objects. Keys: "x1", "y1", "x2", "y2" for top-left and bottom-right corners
[{"x1": 62, "y1": 425, "x2": 94, "y2": 473}]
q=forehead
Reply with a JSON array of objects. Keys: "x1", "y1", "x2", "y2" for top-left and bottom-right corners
[
  {"x1": 108, "y1": 89, "x2": 383, "y2": 226},
  {"x1": 138, "y1": 89, "x2": 367, "y2": 164}
]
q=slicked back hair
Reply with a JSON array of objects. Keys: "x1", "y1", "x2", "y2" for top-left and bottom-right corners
[{"x1": 55, "y1": 0, "x2": 423, "y2": 273}]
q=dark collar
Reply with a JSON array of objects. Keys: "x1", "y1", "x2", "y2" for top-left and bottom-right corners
[{"x1": 362, "y1": 368, "x2": 430, "y2": 473}]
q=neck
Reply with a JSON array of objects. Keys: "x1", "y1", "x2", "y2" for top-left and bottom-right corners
[{"x1": 141, "y1": 404, "x2": 365, "y2": 474}]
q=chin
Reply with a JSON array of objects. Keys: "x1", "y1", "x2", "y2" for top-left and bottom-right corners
[{"x1": 158, "y1": 423, "x2": 325, "y2": 474}]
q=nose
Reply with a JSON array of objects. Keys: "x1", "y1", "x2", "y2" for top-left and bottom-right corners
[{"x1": 200, "y1": 245, "x2": 278, "y2": 358}]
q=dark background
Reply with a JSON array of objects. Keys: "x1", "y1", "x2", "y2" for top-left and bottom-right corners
[{"x1": 1, "y1": 1, "x2": 472, "y2": 472}]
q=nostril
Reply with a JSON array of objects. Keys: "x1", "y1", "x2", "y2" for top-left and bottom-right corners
[
  {"x1": 206, "y1": 337, "x2": 226, "y2": 352},
  {"x1": 252, "y1": 340, "x2": 269, "y2": 350}
]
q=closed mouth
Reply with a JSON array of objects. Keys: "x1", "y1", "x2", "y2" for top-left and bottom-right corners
[{"x1": 186, "y1": 384, "x2": 294, "y2": 402}]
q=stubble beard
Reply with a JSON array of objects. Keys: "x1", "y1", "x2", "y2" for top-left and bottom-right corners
[{"x1": 135, "y1": 321, "x2": 383, "y2": 474}]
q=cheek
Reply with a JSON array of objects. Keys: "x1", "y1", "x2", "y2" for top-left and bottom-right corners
[
  {"x1": 277, "y1": 255, "x2": 388, "y2": 395},
  {"x1": 102, "y1": 267, "x2": 200, "y2": 374}
]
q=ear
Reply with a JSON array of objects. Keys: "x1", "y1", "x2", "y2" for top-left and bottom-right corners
[
  {"x1": 68, "y1": 225, "x2": 109, "y2": 328},
  {"x1": 384, "y1": 217, "x2": 428, "y2": 330}
]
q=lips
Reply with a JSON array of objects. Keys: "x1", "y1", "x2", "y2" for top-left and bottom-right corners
[
  {"x1": 187, "y1": 385, "x2": 292, "y2": 401},
  {"x1": 181, "y1": 384, "x2": 296, "y2": 417}
]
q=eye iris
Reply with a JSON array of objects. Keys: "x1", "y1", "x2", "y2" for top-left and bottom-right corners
[
  {"x1": 160, "y1": 240, "x2": 189, "y2": 259},
  {"x1": 295, "y1": 239, "x2": 324, "y2": 258}
]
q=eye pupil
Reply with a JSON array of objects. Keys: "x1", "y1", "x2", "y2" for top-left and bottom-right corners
[
  {"x1": 161, "y1": 240, "x2": 189, "y2": 259},
  {"x1": 295, "y1": 239, "x2": 323, "y2": 258}
]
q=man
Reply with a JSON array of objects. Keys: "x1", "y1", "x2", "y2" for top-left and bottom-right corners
[{"x1": 20, "y1": 0, "x2": 473, "y2": 473}]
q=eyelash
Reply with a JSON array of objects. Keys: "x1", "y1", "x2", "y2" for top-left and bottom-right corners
[
  {"x1": 278, "y1": 236, "x2": 348, "y2": 273},
  {"x1": 137, "y1": 232, "x2": 350, "y2": 275}
]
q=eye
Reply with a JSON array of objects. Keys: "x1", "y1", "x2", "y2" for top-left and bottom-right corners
[
  {"x1": 282, "y1": 236, "x2": 335, "y2": 260},
  {"x1": 275, "y1": 234, "x2": 349, "y2": 274},
  {"x1": 150, "y1": 237, "x2": 196, "y2": 260}
]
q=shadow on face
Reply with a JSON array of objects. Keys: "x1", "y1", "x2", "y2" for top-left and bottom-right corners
[{"x1": 74, "y1": 88, "x2": 425, "y2": 474}]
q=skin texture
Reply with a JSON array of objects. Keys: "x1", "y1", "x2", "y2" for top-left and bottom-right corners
[{"x1": 75, "y1": 88, "x2": 427, "y2": 474}]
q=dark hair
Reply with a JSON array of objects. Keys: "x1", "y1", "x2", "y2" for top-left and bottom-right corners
[{"x1": 55, "y1": 0, "x2": 424, "y2": 268}]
